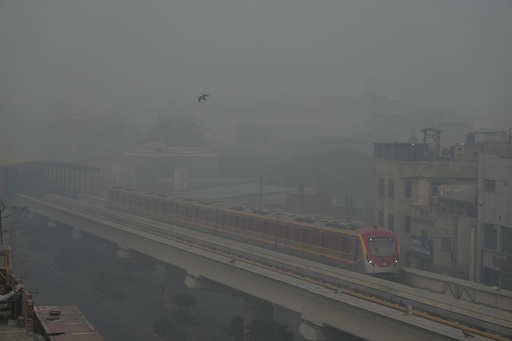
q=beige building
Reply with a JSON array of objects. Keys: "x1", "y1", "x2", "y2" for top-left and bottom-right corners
[{"x1": 373, "y1": 130, "x2": 512, "y2": 287}]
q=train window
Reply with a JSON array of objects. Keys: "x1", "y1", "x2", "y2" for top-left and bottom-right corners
[
  {"x1": 285, "y1": 226, "x2": 292, "y2": 239},
  {"x1": 242, "y1": 217, "x2": 248, "y2": 229},
  {"x1": 262, "y1": 222, "x2": 268, "y2": 234},
  {"x1": 255, "y1": 221, "x2": 261, "y2": 233},
  {"x1": 331, "y1": 237, "x2": 339, "y2": 250},
  {"x1": 269, "y1": 223, "x2": 276, "y2": 235},
  {"x1": 278, "y1": 225, "x2": 285, "y2": 238},
  {"x1": 228, "y1": 215, "x2": 234, "y2": 226},
  {"x1": 293, "y1": 229, "x2": 301, "y2": 241},
  {"x1": 342, "y1": 237, "x2": 353, "y2": 253},
  {"x1": 368, "y1": 238, "x2": 396, "y2": 257},
  {"x1": 311, "y1": 232, "x2": 319, "y2": 245},
  {"x1": 322, "y1": 234, "x2": 329, "y2": 248}
]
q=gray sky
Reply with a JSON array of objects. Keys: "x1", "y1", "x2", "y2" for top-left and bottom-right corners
[{"x1": 1, "y1": 0, "x2": 511, "y2": 118}]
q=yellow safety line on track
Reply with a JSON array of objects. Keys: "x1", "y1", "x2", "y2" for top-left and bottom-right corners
[{"x1": 342, "y1": 290, "x2": 510, "y2": 341}]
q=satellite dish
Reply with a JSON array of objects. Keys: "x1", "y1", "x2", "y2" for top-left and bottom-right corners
[{"x1": 441, "y1": 147, "x2": 450, "y2": 156}]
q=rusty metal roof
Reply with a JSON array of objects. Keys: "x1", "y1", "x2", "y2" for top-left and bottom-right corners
[{"x1": 34, "y1": 306, "x2": 103, "y2": 341}]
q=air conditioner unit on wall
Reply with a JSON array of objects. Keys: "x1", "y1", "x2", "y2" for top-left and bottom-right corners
[{"x1": 428, "y1": 196, "x2": 437, "y2": 205}]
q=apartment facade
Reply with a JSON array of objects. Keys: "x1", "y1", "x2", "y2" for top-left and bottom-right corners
[
  {"x1": 373, "y1": 142, "x2": 478, "y2": 278},
  {"x1": 477, "y1": 152, "x2": 512, "y2": 289},
  {"x1": 373, "y1": 133, "x2": 512, "y2": 288}
]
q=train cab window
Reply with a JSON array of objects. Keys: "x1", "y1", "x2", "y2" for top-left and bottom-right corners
[{"x1": 368, "y1": 238, "x2": 396, "y2": 257}]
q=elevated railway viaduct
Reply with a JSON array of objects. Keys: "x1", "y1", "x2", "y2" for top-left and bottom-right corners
[{"x1": 1, "y1": 155, "x2": 512, "y2": 340}]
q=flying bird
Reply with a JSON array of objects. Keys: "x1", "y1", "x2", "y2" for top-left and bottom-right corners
[
  {"x1": 198, "y1": 94, "x2": 209, "y2": 102},
  {"x1": 463, "y1": 330, "x2": 474, "y2": 338}
]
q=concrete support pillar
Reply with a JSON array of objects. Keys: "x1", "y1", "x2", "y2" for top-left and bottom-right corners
[
  {"x1": 244, "y1": 297, "x2": 273, "y2": 335},
  {"x1": 163, "y1": 265, "x2": 187, "y2": 314},
  {"x1": 116, "y1": 248, "x2": 137, "y2": 259}
]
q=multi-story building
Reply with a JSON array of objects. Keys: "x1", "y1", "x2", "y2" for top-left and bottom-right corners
[
  {"x1": 373, "y1": 129, "x2": 512, "y2": 288},
  {"x1": 477, "y1": 152, "x2": 512, "y2": 289}
]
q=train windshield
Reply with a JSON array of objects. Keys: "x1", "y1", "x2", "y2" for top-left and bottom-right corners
[{"x1": 368, "y1": 238, "x2": 396, "y2": 257}]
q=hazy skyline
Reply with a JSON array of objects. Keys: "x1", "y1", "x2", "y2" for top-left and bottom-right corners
[{"x1": 1, "y1": 1, "x2": 511, "y2": 112}]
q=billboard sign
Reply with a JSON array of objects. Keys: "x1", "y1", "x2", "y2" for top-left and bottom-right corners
[{"x1": 411, "y1": 235, "x2": 433, "y2": 260}]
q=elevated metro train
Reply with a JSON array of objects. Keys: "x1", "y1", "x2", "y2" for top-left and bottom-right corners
[{"x1": 108, "y1": 187, "x2": 400, "y2": 278}]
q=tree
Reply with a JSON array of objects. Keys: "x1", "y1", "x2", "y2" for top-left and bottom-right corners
[
  {"x1": 223, "y1": 315, "x2": 244, "y2": 341},
  {"x1": 245, "y1": 319, "x2": 295, "y2": 341},
  {"x1": 153, "y1": 315, "x2": 188, "y2": 341},
  {"x1": 172, "y1": 293, "x2": 197, "y2": 321},
  {"x1": 146, "y1": 114, "x2": 206, "y2": 147}
]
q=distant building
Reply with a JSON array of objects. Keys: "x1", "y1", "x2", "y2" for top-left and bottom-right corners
[
  {"x1": 95, "y1": 143, "x2": 219, "y2": 194},
  {"x1": 285, "y1": 190, "x2": 333, "y2": 216}
]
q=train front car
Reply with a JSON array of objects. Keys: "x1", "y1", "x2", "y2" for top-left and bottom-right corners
[{"x1": 357, "y1": 227, "x2": 400, "y2": 279}]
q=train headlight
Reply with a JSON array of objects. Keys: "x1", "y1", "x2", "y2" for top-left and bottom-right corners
[
  {"x1": 366, "y1": 253, "x2": 375, "y2": 267},
  {"x1": 393, "y1": 254, "x2": 400, "y2": 267}
]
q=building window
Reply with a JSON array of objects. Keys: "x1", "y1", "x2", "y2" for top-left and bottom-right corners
[
  {"x1": 421, "y1": 230, "x2": 428, "y2": 239},
  {"x1": 405, "y1": 181, "x2": 412, "y2": 199},
  {"x1": 484, "y1": 223, "x2": 497, "y2": 250},
  {"x1": 484, "y1": 179, "x2": 496, "y2": 192},
  {"x1": 441, "y1": 237, "x2": 451, "y2": 252},
  {"x1": 431, "y1": 182, "x2": 442, "y2": 196},
  {"x1": 378, "y1": 211, "x2": 384, "y2": 226},
  {"x1": 387, "y1": 214, "x2": 394, "y2": 231},
  {"x1": 502, "y1": 226, "x2": 512, "y2": 255},
  {"x1": 404, "y1": 216, "x2": 411, "y2": 234},
  {"x1": 378, "y1": 178, "x2": 385, "y2": 196},
  {"x1": 388, "y1": 180, "x2": 394, "y2": 199}
]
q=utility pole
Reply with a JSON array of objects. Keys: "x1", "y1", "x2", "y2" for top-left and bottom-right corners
[
  {"x1": 0, "y1": 199, "x2": 27, "y2": 276},
  {"x1": 0, "y1": 199, "x2": 4, "y2": 245},
  {"x1": 245, "y1": 178, "x2": 264, "y2": 207}
]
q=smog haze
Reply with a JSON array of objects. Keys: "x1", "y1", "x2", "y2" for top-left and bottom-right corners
[{"x1": 1, "y1": 0, "x2": 511, "y2": 156}]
